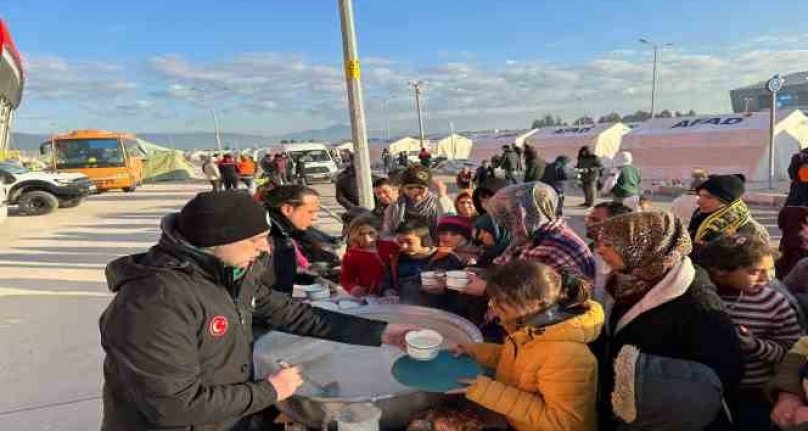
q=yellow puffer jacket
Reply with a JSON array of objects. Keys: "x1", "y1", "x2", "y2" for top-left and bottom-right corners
[{"x1": 463, "y1": 301, "x2": 604, "y2": 431}]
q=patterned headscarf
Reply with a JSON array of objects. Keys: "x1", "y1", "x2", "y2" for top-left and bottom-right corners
[
  {"x1": 485, "y1": 182, "x2": 558, "y2": 245},
  {"x1": 589, "y1": 211, "x2": 692, "y2": 300}
]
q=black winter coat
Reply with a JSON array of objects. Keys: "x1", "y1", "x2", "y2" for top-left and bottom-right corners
[
  {"x1": 577, "y1": 154, "x2": 603, "y2": 183},
  {"x1": 265, "y1": 209, "x2": 324, "y2": 294},
  {"x1": 595, "y1": 265, "x2": 743, "y2": 431},
  {"x1": 100, "y1": 215, "x2": 386, "y2": 431},
  {"x1": 522, "y1": 146, "x2": 546, "y2": 182},
  {"x1": 499, "y1": 149, "x2": 519, "y2": 172}
]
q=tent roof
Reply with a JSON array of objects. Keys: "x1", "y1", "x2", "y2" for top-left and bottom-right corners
[{"x1": 622, "y1": 111, "x2": 806, "y2": 144}]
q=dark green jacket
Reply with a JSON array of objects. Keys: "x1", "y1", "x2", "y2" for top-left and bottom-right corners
[{"x1": 100, "y1": 215, "x2": 386, "y2": 431}]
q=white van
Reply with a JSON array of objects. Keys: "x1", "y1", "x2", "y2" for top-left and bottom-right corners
[{"x1": 281, "y1": 143, "x2": 339, "y2": 182}]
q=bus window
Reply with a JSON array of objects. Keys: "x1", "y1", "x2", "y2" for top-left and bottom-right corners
[{"x1": 54, "y1": 138, "x2": 124, "y2": 168}]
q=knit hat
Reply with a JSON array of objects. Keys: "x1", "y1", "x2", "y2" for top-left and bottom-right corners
[
  {"x1": 436, "y1": 215, "x2": 473, "y2": 240},
  {"x1": 178, "y1": 191, "x2": 270, "y2": 247},
  {"x1": 696, "y1": 174, "x2": 746, "y2": 203},
  {"x1": 400, "y1": 165, "x2": 432, "y2": 187}
]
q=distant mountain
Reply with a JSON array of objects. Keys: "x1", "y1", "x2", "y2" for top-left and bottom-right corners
[{"x1": 9, "y1": 124, "x2": 360, "y2": 153}]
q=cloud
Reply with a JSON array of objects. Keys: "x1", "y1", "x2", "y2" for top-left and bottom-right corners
[
  {"x1": 24, "y1": 56, "x2": 136, "y2": 100},
  {"x1": 16, "y1": 32, "x2": 808, "y2": 135}
]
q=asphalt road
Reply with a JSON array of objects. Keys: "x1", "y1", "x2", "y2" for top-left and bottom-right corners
[{"x1": 0, "y1": 180, "x2": 781, "y2": 430}]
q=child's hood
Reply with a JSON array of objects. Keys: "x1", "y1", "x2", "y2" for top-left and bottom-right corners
[{"x1": 511, "y1": 301, "x2": 604, "y2": 345}]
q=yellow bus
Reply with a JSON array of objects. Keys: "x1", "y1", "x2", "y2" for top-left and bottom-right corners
[{"x1": 41, "y1": 130, "x2": 145, "y2": 192}]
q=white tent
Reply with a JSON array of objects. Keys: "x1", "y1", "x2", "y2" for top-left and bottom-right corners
[
  {"x1": 525, "y1": 123, "x2": 630, "y2": 161},
  {"x1": 434, "y1": 134, "x2": 473, "y2": 160},
  {"x1": 514, "y1": 129, "x2": 539, "y2": 147},
  {"x1": 621, "y1": 110, "x2": 808, "y2": 183}
]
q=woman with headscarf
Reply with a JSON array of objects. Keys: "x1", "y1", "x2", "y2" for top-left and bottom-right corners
[
  {"x1": 381, "y1": 164, "x2": 452, "y2": 243},
  {"x1": 472, "y1": 214, "x2": 511, "y2": 269},
  {"x1": 689, "y1": 174, "x2": 769, "y2": 247},
  {"x1": 588, "y1": 211, "x2": 743, "y2": 431},
  {"x1": 777, "y1": 206, "x2": 808, "y2": 281},
  {"x1": 486, "y1": 182, "x2": 595, "y2": 280}
]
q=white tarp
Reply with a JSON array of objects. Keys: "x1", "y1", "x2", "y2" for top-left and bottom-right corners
[
  {"x1": 434, "y1": 134, "x2": 473, "y2": 160},
  {"x1": 620, "y1": 110, "x2": 808, "y2": 183},
  {"x1": 525, "y1": 123, "x2": 630, "y2": 161},
  {"x1": 388, "y1": 137, "x2": 429, "y2": 155}
]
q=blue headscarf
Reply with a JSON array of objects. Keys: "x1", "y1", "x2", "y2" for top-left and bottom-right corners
[{"x1": 473, "y1": 214, "x2": 512, "y2": 267}]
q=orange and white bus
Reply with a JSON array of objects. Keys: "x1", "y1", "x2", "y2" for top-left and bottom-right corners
[{"x1": 41, "y1": 129, "x2": 145, "y2": 192}]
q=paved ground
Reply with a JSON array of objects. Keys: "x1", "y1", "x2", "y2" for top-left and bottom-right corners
[{"x1": 0, "y1": 180, "x2": 781, "y2": 430}]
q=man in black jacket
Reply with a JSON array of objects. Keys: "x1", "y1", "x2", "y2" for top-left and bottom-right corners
[{"x1": 100, "y1": 191, "x2": 414, "y2": 431}]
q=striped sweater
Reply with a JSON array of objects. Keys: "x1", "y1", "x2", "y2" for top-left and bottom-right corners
[
  {"x1": 494, "y1": 219, "x2": 595, "y2": 281},
  {"x1": 719, "y1": 285, "x2": 804, "y2": 388}
]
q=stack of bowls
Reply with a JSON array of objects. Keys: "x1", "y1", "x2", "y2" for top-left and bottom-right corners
[{"x1": 303, "y1": 284, "x2": 331, "y2": 301}]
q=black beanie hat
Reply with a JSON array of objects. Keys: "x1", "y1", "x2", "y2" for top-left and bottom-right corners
[
  {"x1": 696, "y1": 174, "x2": 746, "y2": 204},
  {"x1": 400, "y1": 165, "x2": 432, "y2": 187},
  {"x1": 178, "y1": 191, "x2": 270, "y2": 247}
]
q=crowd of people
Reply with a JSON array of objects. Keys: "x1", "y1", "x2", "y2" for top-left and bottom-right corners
[{"x1": 98, "y1": 142, "x2": 808, "y2": 431}]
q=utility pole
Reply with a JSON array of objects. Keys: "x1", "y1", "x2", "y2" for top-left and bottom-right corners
[
  {"x1": 639, "y1": 39, "x2": 672, "y2": 119},
  {"x1": 409, "y1": 80, "x2": 426, "y2": 147},
  {"x1": 382, "y1": 98, "x2": 391, "y2": 140},
  {"x1": 339, "y1": 0, "x2": 374, "y2": 208},
  {"x1": 211, "y1": 109, "x2": 223, "y2": 153}
]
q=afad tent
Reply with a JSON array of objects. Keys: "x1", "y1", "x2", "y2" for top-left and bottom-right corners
[
  {"x1": 525, "y1": 123, "x2": 630, "y2": 162},
  {"x1": 434, "y1": 134, "x2": 473, "y2": 160},
  {"x1": 137, "y1": 139, "x2": 201, "y2": 182},
  {"x1": 621, "y1": 110, "x2": 808, "y2": 183}
]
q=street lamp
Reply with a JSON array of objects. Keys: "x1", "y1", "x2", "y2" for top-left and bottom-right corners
[
  {"x1": 639, "y1": 39, "x2": 673, "y2": 119},
  {"x1": 766, "y1": 74, "x2": 785, "y2": 190},
  {"x1": 408, "y1": 80, "x2": 427, "y2": 147}
]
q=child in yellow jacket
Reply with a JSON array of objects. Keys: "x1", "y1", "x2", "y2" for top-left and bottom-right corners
[{"x1": 452, "y1": 259, "x2": 604, "y2": 431}]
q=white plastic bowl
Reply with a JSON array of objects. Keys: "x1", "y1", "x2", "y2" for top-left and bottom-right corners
[
  {"x1": 405, "y1": 329, "x2": 443, "y2": 361},
  {"x1": 445, "y1": 271, "x2": 469, "y2": 291},
  {"x1": 304, "y1": 284, "x2": 331, "y2": 301}
]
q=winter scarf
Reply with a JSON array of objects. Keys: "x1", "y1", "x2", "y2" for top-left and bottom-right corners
[
  {"x1": 383, "y1": 191, "x2": 440, "y2": 238},
  {"x1": 691, "y1": 199, "x2": 752, "y2": 243},
  {"x1": 473, "y1": 214, "x2": 512, "y2": 267},
  {"x1": 485, "y1": 182, "x2": 558, "y2": 246},
  {"x1": 777, "y1": 206, "x2": 808, "y2": 279},
  {"x1": 589, "y1": 211, "x2": 692, "y2": 302}
]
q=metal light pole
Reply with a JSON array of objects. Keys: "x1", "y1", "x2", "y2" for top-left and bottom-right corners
[
  {"x1": 409, "y1": 80, "x2": 426, "y2": 147},
  {"x1": 766, "y1": 74, "x2": 785, "y2": 190},
  {"x1": 338, "y1": 0, "x2": 373, "y2": 208},
  {"x1": 639, "y1": 39, "x2": 672, "y2": 119},
  {"x1": 210, "y1": 109, "x2": 223, "y2": 153}
]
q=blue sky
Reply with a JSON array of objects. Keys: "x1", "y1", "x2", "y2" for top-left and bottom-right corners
[{"x1": 6, "y1": 0, "x2": 808, "y2": 136}]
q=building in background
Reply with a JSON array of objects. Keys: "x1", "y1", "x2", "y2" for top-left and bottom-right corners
[{"x1": 730, "y1": 71, "x2": 808, "y2": 113}]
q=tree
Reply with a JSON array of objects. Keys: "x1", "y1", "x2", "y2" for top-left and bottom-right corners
[
  {"x1": 598, "y1": 112, "x2": 622, "y2": 123},
  {"x1": 573, "y1": 116, "x2": 595, "y2": 125},
  {"x1": 622, "y1": 110, "x2": 652, "y2": 122},
  {"x1": 687, "y1": 109, "x2": 697, "y2": 116},
  {"x1": 657, "y1": 109, "x2": 673, "y2": 118},
  {"x1": 280, "y1": 139, "x2": 289, "y2": 144},
  {"x1": 555, "y1": 116, "x2": 565, "y2": 126},
  {"x1": 531, "y1": 114, "x2": 563, "y2": 129}
]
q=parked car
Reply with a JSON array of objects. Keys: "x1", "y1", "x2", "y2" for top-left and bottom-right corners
[
  {"x1": 0, "y1": 161, "x2": 96, "y2": 215},
  {"x1": 282, "y1": 143, "x2": 340, "y2": 183}
]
